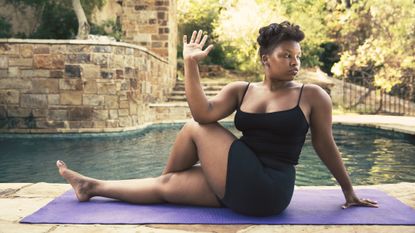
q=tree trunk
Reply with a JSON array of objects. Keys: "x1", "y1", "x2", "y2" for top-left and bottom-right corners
[
  {"x1": 336, "y1": 0, "x2": 352, "y2": 8},
  {"x1": 72, "y1": 0, "x2": 90, "y2": 39},
  {"x1": 345, "y1": 0, "x2": 351, "y2": 8},
  {"x1": 31, "y1": 2, "x2": 46, "y2": 35}
]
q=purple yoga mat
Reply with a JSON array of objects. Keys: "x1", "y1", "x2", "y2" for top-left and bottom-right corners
[{"x1": 20, "y1": 188, "x2": 415, "y2": 225}]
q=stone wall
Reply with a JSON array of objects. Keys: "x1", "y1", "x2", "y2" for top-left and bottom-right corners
[
  {"x1": 0, "y1": 39, "x2": 175, "y2": 133},
  {"x1": 120, "y1": 0, "x2": 177, "y2": 78}
]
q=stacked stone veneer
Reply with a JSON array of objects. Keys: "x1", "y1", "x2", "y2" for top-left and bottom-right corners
[
  {"x1": 0, "y1": 39, "x2": 175, "y2": 133},
  {"x1": 121, "y1": 0, "x2": 177, "y2": 79}
]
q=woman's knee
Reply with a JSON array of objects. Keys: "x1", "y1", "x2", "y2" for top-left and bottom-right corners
[
  {"x1": 182, "y1": 119, "x2": 198, "y2": 133},
  {"x1": 188, "y1": 119, "x2": 222, "y2": 133},
  {"x1": 157, "y1": 172, "x2": 175, "y2": 201},
  {"x1": 183, "y1": 119, "x2": 214, "y2": 135}
]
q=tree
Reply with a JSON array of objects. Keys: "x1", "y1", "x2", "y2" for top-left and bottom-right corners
[
  {"x1": 72, "y1": 0, "x2": 90, "y2": 39},
  {"x1": 213, "y1": 0, "x2": 331, "y2": 74},
  {"x1": 0, "y1": 17, "x2": 12, "y2": 38},
  {"x1": 5, "y1": 0, "x2": 104, "y2": 39},
  {"x1": 177, "y1": 0, "x2": 234, "y2": 67},
  {"x1": 213, "y1": 0, "x2": 283, "y2": 73},
  {"x1": 330, "y1": 0, "x2": 415, "y2": 94}
]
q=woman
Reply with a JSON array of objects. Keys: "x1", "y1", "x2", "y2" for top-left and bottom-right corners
[{"x1": 57, "y1": 21, "x2": 378, "y2": 217}]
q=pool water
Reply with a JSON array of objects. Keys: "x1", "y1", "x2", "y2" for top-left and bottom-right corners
[{"x1": 0, "y1": 123, "x2": 414, "y2": 186}]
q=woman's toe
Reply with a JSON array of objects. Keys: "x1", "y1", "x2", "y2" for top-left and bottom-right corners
[{"x1": 56, "y1": 160, "x2": 66, "y2": 167}]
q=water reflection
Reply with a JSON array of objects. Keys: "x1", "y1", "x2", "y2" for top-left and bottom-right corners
[{"x1": 0, "y1": 123, "x2": 414, "y2": 186}]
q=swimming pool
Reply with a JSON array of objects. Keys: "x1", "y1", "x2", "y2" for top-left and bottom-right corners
[{"x1": 0, "y1": 122, "x2": 414, "y2": 186}]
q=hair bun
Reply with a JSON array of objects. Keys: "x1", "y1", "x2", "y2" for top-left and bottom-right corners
[
  {"x1": 257, "y1": 23, "x2": 283, "y2": 47},
  {"x1": 256, "y1": 21, "x2": 305, "y2": 63}
]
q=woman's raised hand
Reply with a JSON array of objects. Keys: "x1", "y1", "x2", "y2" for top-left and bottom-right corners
[{"x1": 183, "y1": 30, "x2": 214, "y2": 62}]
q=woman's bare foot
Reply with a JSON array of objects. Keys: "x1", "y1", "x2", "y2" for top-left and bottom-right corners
[{"x1": 56, "y1": 160, "x2": 97, "y2": 202}]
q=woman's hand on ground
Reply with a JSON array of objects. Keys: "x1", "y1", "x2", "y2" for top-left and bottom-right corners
[
  {"x1": 342, "y1": 193, "x2": 379, "y2": 209},
  {"x1": 183, "y1": 30, "x2": 214, "y2": 62}
]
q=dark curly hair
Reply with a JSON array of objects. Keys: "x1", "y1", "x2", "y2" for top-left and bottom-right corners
[{"x1": 257, "y1": 21, "x2": 305, "y2": 64}]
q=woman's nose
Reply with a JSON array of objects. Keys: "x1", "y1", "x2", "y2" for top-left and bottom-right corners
[
  {"x1": 290, "y1": 57, "x2": 300, "y2": 66},
  {"x1": 290, "y1": 59, "x2": 298, "y2": 66}
]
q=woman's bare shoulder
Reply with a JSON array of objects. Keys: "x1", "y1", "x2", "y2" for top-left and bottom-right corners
[
  {"x1": 226, "y1": 80, "x2": 250, "y2": 88},
  {"x1": 302, "y1": 83, "x2": 332, "y2": 107},
  {"x1": 303, "y1": 83, "x2": 330, "y2": 98},
  {"x1": 222, "y1": 81, "x2": 250, "y2": 94}
]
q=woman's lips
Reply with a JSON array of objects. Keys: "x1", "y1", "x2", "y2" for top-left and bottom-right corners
[{"x1": 288, "y1": 69, "x2": 298, "y2": 75}]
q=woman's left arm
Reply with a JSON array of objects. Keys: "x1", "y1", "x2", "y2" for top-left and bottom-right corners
[{"x1": 307, "y1": 85, "x2": 378, "y2": 209}]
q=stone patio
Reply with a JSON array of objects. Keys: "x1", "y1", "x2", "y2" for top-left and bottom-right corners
[{"x1": 1, "y1": 182, "x2": 414, "y2": 233}]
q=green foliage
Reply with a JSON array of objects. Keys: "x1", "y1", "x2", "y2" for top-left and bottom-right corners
[
  {"x1": 6, "y1": 0, "x2": 48, "y2": 6},
  {"x1": 211, "y1": 0, "x2": 333, "y2": 74},
  {"x1": 178, "y1": 0, "x2": 335, "y2": 74},
  {"x1": 81, "y1": 0, "x2": 106, "y2": 22},
  {"x1": 330, "y1": 0, "x2": 415, "y2": 92},
  {"x1": 213, "y1": 0, "x2": 283, "y2": 73},
  {"x1": 177, "y1": 0, "x2": 236, "y2": 67},
  {"x1": 90, "y1": 19, "x2": 123, "y2": 41},
  {"x1": 5, "y1": 0, "x2": 110, "y2": 39},
  {"x1": 31, "y1": 1, "x2": 78, "y2": 39},
  {"x1": 319, "y1": 42, "x2": 341, "y2": 75},
  {"x1": 0, "y1": 17, "x2": 12, "y2": 38},
  {"x1": 279, "y1": 0, "x2": 330, "y2": 68}
]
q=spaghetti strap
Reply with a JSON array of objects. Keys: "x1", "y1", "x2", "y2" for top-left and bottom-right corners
[
  {"x1": 297, "y1": 84, "x2": 305, "y2": 106},
  {"x1": 239, "y1": 82, "x2": 251, "y2": 108}
]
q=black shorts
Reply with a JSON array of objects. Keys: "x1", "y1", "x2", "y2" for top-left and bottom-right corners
[{"x1": 216, "y1": 139, "x2": 296, "y2": 217}]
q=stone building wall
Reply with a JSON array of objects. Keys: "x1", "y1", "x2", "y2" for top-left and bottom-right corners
[
  {"x1": 120, "y1": 0, "x2": 177, "y2": 78},
  {"x1": 0, "y1": 39, "x2": 175, "y2": 133}
]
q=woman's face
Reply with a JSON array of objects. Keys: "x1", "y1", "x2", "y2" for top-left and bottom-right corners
[{"x1": 262, "y1": 40, "x2": 302, "y2": 81}]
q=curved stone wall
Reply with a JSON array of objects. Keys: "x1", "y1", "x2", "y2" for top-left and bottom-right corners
[{"x1": 0, "y1": 39, "x2": 176, "y2": 133}]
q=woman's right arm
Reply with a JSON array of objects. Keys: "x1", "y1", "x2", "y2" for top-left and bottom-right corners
[{"x1": 183, "y1": 30, "x2": 243, "y2": 124}]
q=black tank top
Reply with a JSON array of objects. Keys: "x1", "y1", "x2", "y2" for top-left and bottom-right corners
[{"x1": 234, "y1": 82, "x2": 309, "y2": 166}]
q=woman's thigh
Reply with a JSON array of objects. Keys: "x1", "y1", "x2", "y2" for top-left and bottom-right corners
[
  {"x1": 160, "y1": 166, "x2": 223, "y2": 207},
  {"x1": 185, "y1": 120, "x2": 237, "y2": 199}
]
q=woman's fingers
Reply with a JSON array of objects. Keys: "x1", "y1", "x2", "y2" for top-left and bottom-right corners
[
  {"x1": 361, "y1": 199, "x2": 379, "y2": 207},
  {"x1": 342, "y1": 198, "x2": 379, "y2": 209},
  {"x1": 186, "y1": 30, "x2": 210, "y2": 48},
  {"x1": 204, "y1": 44, "x2": 214, "y2": 54},
  {"x1": 342, "y1": 202, "x2": 353, "y2": 209},
  {"x1": 199, "y1": 34, "x2": 208, "y2": 48},
  {"x1": 183, "y1": 35, "x2": 187, "y2": 44},
  {"x1": 364, "y1": 198, "x2": 378, "y2": 204},
  {"x1": 190, "y1": 30, "x2": 197, "y2": 43},
  {"x1": 195, "y1": 30, "x2": 203, "y2": 44}
]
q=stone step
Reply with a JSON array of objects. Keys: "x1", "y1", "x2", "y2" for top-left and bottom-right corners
[
  {"x1": 175, "y1": 82, "x2": 227, "y2": 88},
  {"x1": 149, "y1": 101, "x2": 189, "y2": 107},
  {"x1": 167, "y1": 96, "x2": 187, "y2": 101},
  {"x1": 170, "y1": 90, "x2": 218, "y2": 96},
  {"x1": 168, "y1": 95, "x2": 217, "y2": 102},
  {"x1": 175, "y1": 80, "x2": 228, "y2": 86},
  {"x1": 167, "y1": 80, "x2": 226, "y2": 103},
  {"x1": 168, "y1": 95, "x2": 218, "y2": 102},
  {"x1": 173, "y1": 86, "x2": 223, "y2": 91}
]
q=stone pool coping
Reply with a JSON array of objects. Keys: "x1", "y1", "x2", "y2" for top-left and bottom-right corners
[
  {"x1": 331, "y1": 114, "x2": 415, "y2": 135},
  {"x1": 1, "y1": 114, "x2": 415, "y2": 232},
  {"x1": 1, "y1": 114, "x2": 415, "y2": 137},
  {"x1": 0, "y1": 182, "x2": 414, "y2": 233}
]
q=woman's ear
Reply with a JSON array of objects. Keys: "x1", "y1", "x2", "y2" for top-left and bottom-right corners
[{"x1": 261, "y1": 55, "x2": 269, "y2": 66}]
